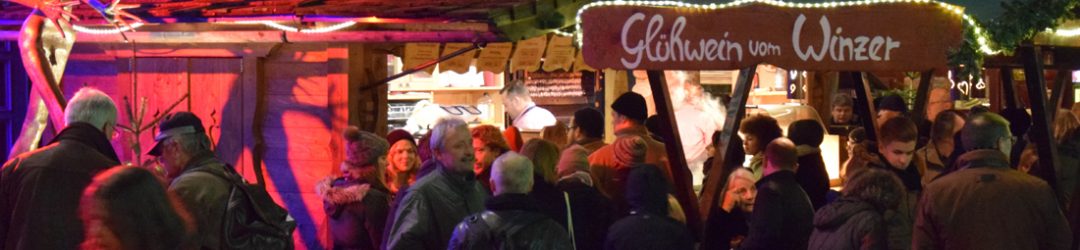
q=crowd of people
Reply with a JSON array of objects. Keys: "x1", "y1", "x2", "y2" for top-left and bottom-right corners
[{"x1": 2, "y1": 85, "x2": 1079, "y2": 250}]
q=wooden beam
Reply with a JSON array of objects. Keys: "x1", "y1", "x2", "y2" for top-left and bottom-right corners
[
  {"x1": 849, "y1": 72, "x2": 878, "y2": 140},
  {"x1": 646, "y1": 70, "x2": 702, "y2": 238},
  {"x1": 1020, "y1": 45, "x2": 1061, "y2": 197},
  {"x1": 910, "y1": 69, "x2": 935, "y2": 126},
  {"x1": 1050, "y1": 67, "x2": 1071, "y2": 117},
  {"x1": 0, "y1": 30, "x2": 506, "y2": 43},
  {"x1": 1001, "y1": 67, "x2": 1019, "y2": 109},
  {"x1": 700, "y1": 65, "x2": 756, "y2": 222}
]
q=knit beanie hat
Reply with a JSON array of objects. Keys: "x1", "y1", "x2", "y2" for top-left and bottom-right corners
[
  {"x1": 877, "y1": 95, "x2": 908, "y2": 113},
  {"x1": 613, "y1": 136, "x2": 647, "y2": 167},
  {"x1": 557, "y1": 145, "x2": 590, "y2": 177},
  {"x1": 386, "y1": 129, "x2": 416, "y2": 147},
  {"x1": 344, "y1": 126, "x2": 389, "y2": 167},
  {"x1": 611, "y1": 92, "x2": 648, "y2": 122}
]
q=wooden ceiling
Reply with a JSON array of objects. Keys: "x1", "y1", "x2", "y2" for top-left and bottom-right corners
[{"x1": 0, "y1": 0, "x2": 533, "y2": 23}]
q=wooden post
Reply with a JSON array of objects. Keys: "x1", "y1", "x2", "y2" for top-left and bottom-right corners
[
  {"x1": 1050, "y1": 67, "x2": 1070, "y2": 120},
  {"x1": 700, "y1": 65, "x2": 756, "y2": 221},
  {"x1": 1020, "y1": 45, "x2": 1060, "y2": 195},
  {"x1": 910, "y1": 69, "x2": 935, "y2": 126},
  {"x1": 1001, "y1": 67, "x2": 1019, "y2": 109},
  {"x1": 849, "y1": 72, "x2": 878, "y2": 140},
  {"x1": 646, "y1": 70, "x2": 702, "y2": 237}
]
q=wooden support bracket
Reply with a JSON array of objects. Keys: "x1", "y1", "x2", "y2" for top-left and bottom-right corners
[{"x1": 645, "y1": 70, "x2": 702, "y2": 238}]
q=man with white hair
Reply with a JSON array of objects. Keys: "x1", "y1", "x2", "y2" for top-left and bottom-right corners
[
  {"x1": 448, "y1": 152, "x2": 572, "y2": 250},
  {"x1": 501, "y1": 81, "x2": 556, "y2": 131},
  {"x1": 384, "y1": 117, "x2": 490, "y2": 250},
  {"x1": 0, "y1": 87, "x2": 120, "y2": 249}
]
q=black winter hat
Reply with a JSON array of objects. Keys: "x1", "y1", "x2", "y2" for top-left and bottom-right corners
[
  {"x1": 611, "y1": 92, "x2": 647, "y2": 122},
  {"x1": 878, "y1": 95, "x2": 908, "y2": 113},
  {"x1": 788, "y1": 120, "x2": 825, "y2": 147},
  {"x1": 148, "y1": 112, "x2": 205, "y2": 156}
]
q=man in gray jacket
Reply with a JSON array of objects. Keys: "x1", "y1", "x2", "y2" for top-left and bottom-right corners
[
  {"x1": 149, "y1": 112, "x2": 231, "y2": 250},
  {"x1": 384, "y1": 117, "x2": 490, "y2": 250}
]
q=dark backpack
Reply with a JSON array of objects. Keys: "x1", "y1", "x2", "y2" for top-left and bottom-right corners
[{"x1": 195, "y1": 166, "x2": 297, "y2": 250}]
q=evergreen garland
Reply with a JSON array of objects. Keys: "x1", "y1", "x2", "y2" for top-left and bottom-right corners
[{"x1": 950, "y1": 0, "x2": 1078, "y2": 81}]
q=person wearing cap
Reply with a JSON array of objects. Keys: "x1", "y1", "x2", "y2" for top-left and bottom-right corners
[
  {"x1": 589, "y1": 92, "x2": 676, "y2": 200},
  {"x1": 876, "y1": 94, "x2": 908, "y2": 128},
  {"x1": 604, "y1": 164, "x2": 694, "y2": 250},
  {"x1": 316, "y1": 126, "x2": 392, "y2": 250},
  {"x1": 147, "y1": 111, "x2": 232, "y2": 250},
  {"x1": 383, "y1": 117, "x2": 489, "y2": 250},
  {"x1": 569, "y1": 107, "x2": 607, "y2": 154},
  {"x1": 0, "y1": 87, "x2": 120, "y2": 250},
  {"x1": 501, "y1": 81, "x2": 556, "y2": 131},
  {"x1": 386, "y1": 129, "x2": 420, "y2": 194}
]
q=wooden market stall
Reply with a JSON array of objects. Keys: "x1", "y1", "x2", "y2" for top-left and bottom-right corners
[{"x1": 0, "y1": 1, "x2": 590, "y2": 249}]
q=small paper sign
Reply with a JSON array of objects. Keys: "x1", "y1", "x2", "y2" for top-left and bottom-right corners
[
  {"x1": 477, "y1": 43, "x2": 513, "y2": 74},
  {"x1": 573, "y1": 51, "x2": 595, "y2": 72},
  {"x1": 511, "y1": 36, "x2": 548, "y2": 72},
  {"x1": 403, "y1": 43, "x2": 439, "y2": 74},
  {"x1": 543, "y1": 35, "x2": 575, "y2": 72},
  {"x1": 440, "y1": 43, "x2": 476, "y2": 74}
]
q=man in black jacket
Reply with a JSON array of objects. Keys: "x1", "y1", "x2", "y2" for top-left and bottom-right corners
[
  {"x1": 0, "y1": 88, "x2": 120, "y2": 250},
  {"x1": 740, "y1": 138, "x2": 814, "y2": 250},
  {"x1": 384, "y1": 117, "x2": 490, "y2": 250},
  {"x1": 448, "y1": 152, "x2": 572, "y2": 250}
]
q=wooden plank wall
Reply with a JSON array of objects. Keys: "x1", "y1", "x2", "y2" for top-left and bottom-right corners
[{"x1": 56, "y1": 42, "x2": 369, "y2": 249}]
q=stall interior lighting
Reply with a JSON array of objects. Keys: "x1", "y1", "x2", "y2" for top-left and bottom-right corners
[
  {"x1": 1050, "y1": 27, "x2": 1080, "y2": 37},
  {"x1": 573, "y1": 0, "x2": 1002, "y2": 55}
]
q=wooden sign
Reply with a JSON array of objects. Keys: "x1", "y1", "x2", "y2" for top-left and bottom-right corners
[
  {"x1": 580, "y1": 3, "x2": 963, "y2": 71},
  {"x1": 511, "y1": 36, "x2": 548, "y2": 72},
  {"x1": 543, "y1": 35, "x2": 576, "y2": 72},
  {"x1": 441, "y1": 43, "x2": 476, "y2": 74},
  {"x1": 403, "y1": 43, "x2": 439, "y2": 74},
  {"x1": 573, "y1": 50, "x2": 595, "y2": 72},
  {"x1": 477, "y1": 43, "x2": 513, "y2": 73}
]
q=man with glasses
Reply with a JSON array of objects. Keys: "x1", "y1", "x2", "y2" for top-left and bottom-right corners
[
  {"x1": 569, "y1": 107, "x2": 606, "y2": 154},
  {"x1": 148, "y1": 112, "x2": 231, "y2": 250}
]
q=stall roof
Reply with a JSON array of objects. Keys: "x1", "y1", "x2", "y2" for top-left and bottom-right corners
[{"x1": 0, "y1": 0, "x2": 532, "y2": 23}]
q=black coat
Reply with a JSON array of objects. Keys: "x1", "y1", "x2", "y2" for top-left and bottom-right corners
[
  {"x1": 795, "y1": 149, "x2": 830, "y2": 210},
  {"x1": 448, "y1": 194, "x2": 573, "y2": 250},
  {"x1": 606, "y1": 165, "x2": 693, "y2": 250},
  {"x1": 557, "y1": 177, "x2": 615, "y2": 250},
  {"x1": 383, "y1": 164, "x2": 489, "y2": 250},
  {"x1": 740, "y1": 170, "x2": 814, "y2": 250},
  {"x1": 808, "y1": 199, "x2": 887, "y2": 250},
  {"x1": 317, "y1": 177, "x2": 391, "y2": 250},
  {"x1": 0, "y1": 123, "x2": 120, "y2": 250},
  {"x1": 605, "y1": 212, "x2": 693, "y2": 250},
  {"x1": 701, "y1": 207, "x2": 749, "y2": 250},
  {"x1": 529, "y1": 175, "x2": 568, "y2": 228}
]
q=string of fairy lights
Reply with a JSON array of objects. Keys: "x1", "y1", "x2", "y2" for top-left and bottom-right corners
[{"x1": 68, "y1": 0, "x2": 1080, "y2": 57}]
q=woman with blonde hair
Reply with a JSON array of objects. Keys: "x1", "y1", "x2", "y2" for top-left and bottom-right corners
[
  {"x1": 520, "y1": 139, "x2": 569, "y2": 226},
  {"x1": 385, "y1": 129, "x2": 419, "y2": 194}
]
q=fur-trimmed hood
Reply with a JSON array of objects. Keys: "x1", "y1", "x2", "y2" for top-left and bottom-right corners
[{"x1": 315, "y1": 177, "x2": 371, "y2": 205}]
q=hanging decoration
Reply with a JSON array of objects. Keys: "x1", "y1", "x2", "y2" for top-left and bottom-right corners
[
  {"x1": 510, "y1": 36, "x2": 548, "y2": 72},
  {"x1": 476, "y1": 43, "x2": 514, "y2": 73},
  {"x1": 543, "y1": 35, "x2": 577, "y2": 72}
]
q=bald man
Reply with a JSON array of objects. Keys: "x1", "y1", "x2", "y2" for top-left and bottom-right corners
[
  {"x1": 740, "y1": 138, "x2": 814, "y2": 250},
  {"x1": 448, "y1": 153, "x2": 572, "y2": 250}
]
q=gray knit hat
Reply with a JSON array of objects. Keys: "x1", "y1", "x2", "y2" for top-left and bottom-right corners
[{"x1": 344, "y1": 126, "x2": 389, "y2": 167}]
